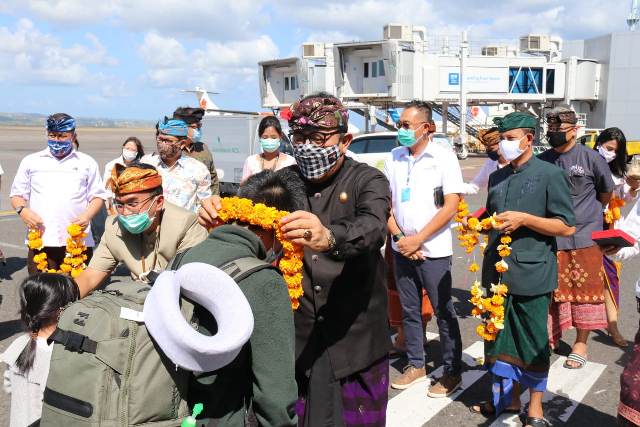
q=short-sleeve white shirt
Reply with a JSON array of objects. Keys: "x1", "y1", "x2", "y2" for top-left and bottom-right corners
[
  {"x1": 10, "y1": 149, "x2": 108, "y2": 247},
  {"x1": 384, "y1": 142, "x2": 465, "y2": 258}
]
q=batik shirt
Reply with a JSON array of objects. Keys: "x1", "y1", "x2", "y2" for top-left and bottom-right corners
[{"x1": 141, "y1": 153, "x2": 212, "y2": 213}]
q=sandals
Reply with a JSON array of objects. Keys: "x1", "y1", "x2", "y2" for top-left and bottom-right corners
[
  {"x1": 469, "y1": 401, "x2": 520, "y2": 417},
  {"x1": 563, "y1": 353, "x2": 587, "y2": 369},
  {"x1": 525, "y1": 416, "x2": 552, "y2": 426}
]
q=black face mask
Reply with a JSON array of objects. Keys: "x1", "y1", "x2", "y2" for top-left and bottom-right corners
[
  {"x1": 487, "y1": 150, "x2": 500, "y2": 161},
  {"x1": 547, "y1": 131, "x2": 569, "y2": 148}
]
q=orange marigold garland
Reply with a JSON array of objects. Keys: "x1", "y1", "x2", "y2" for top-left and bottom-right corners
[
  {"x1": 455, "y1": 198, "x2": 509, "y2": 341},
  {"x1": 604, "y1": 195, "x2": 625, "y2": 225},
  {"x1": 28, "y1": 224, "x2": 88, "y2": 278},
  {"x1": 216, "y1": 196, "x2": 305, "y2": 310}
]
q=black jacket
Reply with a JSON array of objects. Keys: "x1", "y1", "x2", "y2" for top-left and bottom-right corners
[{"x1": 293, "y1": 157, "x2": 392, "y2": 380}]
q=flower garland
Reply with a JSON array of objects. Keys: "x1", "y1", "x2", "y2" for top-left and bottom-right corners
[
  {"x1": 28, "y1": 224, "x2": 88, "y2": 278},
  {"x1": 216, "y1": 196, "x2": 304, "y2": 310},
  {"x1": 604, "y1": 195, "x2": 625, "y2": 225},
  {"x1": 454, "y1": 199, "x2": 510, "y2": 341}
]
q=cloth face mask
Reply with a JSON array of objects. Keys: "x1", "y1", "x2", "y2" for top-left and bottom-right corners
[
  {"x1": 293, "y1": 143, "x2": 341, "y2": 180},
  {"x1": 499, "y1": 137, "x2": 525, "y2": 162}
]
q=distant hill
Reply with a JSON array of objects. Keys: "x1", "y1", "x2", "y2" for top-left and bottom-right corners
[{"x1": 0, "y1": 112, "x2": 154, "y2": 128}]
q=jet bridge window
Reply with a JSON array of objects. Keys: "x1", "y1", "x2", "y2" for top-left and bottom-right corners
[
  {"x1": 378, "y1": 60, "x2": 385, "y2": 76},
  {"x1": 372, "y1": 61, "x2": 378, "y2": 78},
  {"x1": 545, "y1": 69, "x2": 555, "y2": 94},
  {"x1": 364, "y1": 62, "x2": 369, "y2": 78},
  {"x1": 509, "y1": 67, "x2": 543, "y2": 94}
]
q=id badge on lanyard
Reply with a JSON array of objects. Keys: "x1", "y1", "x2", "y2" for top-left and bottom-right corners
[{"x1": 402, "y1": 158, "x2": 414, "y2": 203}]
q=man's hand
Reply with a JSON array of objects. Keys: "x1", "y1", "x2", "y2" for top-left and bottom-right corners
[
  {"x1": 72, "y1": 213, "x2": 91, "y2": 229},
  {"x1": 197, "y1": 195, "x2": 222, "y2": 229},
  {"x1": 20, "y1": 208, "x2": 44, "y2": 230},
  {"x1": 602, "y1": 245, "x2": 621, "y2": 256},
  {"x1": 280, "y1": 210, "x2": 331, "y2": 252},
  {"x1": 495, "y1": 211, "x2": 529, "y2": 234},
  {"x1": 408, "y1": 250, "x2": 426, "y2": 261},
  {"x1": 397, "y1": 235, "x2": 423, "y2": 258}
]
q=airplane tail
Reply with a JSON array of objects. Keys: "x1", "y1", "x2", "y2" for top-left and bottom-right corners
[{"x1": 194, "y1": 87, "x2": 221, "y2": 113}]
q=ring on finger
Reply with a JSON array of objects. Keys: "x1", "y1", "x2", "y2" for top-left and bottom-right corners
[{"x1": 303, "y1": 229, "x2": 313, "y2": 241}]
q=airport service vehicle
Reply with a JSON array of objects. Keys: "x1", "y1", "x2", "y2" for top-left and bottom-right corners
[{"x1": 349, "y1": 131, "x2": 462, "y2": 171}]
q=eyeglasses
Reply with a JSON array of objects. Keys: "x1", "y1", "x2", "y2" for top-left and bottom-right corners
[
  {"x1": 156, "y1": 135, "x2": 182, "y2": 145},
  {"x1": 289, "y1": 131, "x2": 341, "y2": 146},
  {"x1": 396, "y1": 121, "x2": 427, "y2": 130},
  {"x1": 113, "y1": 195, "x2": 156, "y2": 213}
]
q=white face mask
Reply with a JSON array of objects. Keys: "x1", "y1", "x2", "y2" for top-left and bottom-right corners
[
  {"x1": 122, "y1": 148, "x2": 138, "y2": 161},
  {"x1": 598, "y1": 146, "x2": 616, "y2": 163},
  {"x1": 498, "y1": 136, "x2": 526, "y2": 162}
]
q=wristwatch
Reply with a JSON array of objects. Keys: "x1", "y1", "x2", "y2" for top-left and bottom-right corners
[
  {"x1": 15, "y1": 205, "x2": 26, "y2": 216},
  {"x1": 325, "y1": 228, "x2": 337, "y2": 253},
  {"x1": 392, "y1": 232, "x2": 405, "y2": 242}
]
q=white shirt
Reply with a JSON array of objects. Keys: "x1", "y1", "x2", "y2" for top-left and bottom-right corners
[
  {"x1": 617, "y1": 197, "x2": 640, "y2": 298},
  {"x1": 0, "y1": 161, "x2": 4, "y2": 175},
  {"x1": 241, "y1": 153, "x2": 297, "y2": 182},
  {"x1": 1, "y1": 335, "x2": 53, "y2": 427},
  {"x1": 10, "y1": 149, "x2": 108, "y2": 247},
  {"x1": 612, "y1": 174, "x2": 639, "y2": 202},
  {"x1": 462, "y1": 158, "x2": 506, "y2": 195},
  {"x1": 384, "y1": 141, "x2": 465, "y2": 258}
]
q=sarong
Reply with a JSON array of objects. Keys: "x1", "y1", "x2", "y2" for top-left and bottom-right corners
[
  {"x1": 603, "y1": 255, "x2": 621, "y2": 308},
  {"x1": 619, "y1": 320, "x2": 640, "y2": 426},
  {"x1": 548, "y1": 302, "x2": 608, "y2": 346},
  {"x1": 554, "y1": 246, "x2": 606, "y2": 303},
  {"x1": 296, "y1": 352, "x2": 389, "y2": 427},
  {"x1": 485, "y1": 293, "x2": 551, "y2": 415},
  {"x1": 385, "y1": 238, "x2": 432, "y2": 328}
]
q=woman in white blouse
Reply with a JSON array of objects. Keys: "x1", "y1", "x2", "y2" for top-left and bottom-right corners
[
  {"x1": 594, "y1": 127, "x2": 640, "y2": 347},
  {"x1": 102, "y1": 137, "x2": 145, "y2": 212},
  {"x1": 241, "y1": 116, "x2": 295, "y2": 182}
]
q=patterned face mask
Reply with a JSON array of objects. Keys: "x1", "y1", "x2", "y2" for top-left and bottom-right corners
[{"x1": 293, "y1": 143, "x2": 342, "y2": 180}]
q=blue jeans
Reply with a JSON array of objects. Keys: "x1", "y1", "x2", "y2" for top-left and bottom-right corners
[{"x1": 393, "y1": 252, "x2": 462, "y2": 375}]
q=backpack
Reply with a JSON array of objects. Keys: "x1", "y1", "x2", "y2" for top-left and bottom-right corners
[{"x1": 41, "y1": 255, "x2": 271, "y2": 427}]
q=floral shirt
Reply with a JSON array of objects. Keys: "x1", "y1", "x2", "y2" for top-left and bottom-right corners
[{"x1": 141, "y1": 153, "x2": 212, "y2": 212}]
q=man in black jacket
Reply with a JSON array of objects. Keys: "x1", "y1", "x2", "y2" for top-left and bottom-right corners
[{"x1": 200, "y1": 93, "x2": 392, "y2": 427}]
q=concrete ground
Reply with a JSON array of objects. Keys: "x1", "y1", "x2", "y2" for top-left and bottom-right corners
[{"x1": 0, "y1": 127, "x2": 637, "y2": 426}]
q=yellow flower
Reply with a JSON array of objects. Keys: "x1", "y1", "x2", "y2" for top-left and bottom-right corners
[
  {"x1": 500, "y1": 235, "x2": 512, "y2": 245},
  {"x1": 495, "y1": 260, "x2": 509, "y2": 273},
  {"x1": 468, "y1": 262, "x2": 480, "y2": 272},
  {"x1": 467, "y1": 217, "x2": 480, "y2": 230}
]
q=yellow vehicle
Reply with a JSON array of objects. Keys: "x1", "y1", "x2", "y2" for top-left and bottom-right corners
[{"x1": 577, "y1": 132, "x2": 640, "y2": 156}]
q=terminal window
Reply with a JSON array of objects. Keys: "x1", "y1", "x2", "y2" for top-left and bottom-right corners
[{"x1": 509, "y1": 67, "x2": 543, "y2": 94}]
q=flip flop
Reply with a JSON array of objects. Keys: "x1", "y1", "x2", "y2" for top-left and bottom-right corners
[
  {"x1": 525, "y1": 416, "x2": 552, "y2": 427},
  {"x1": 469, "y1": 401, "x2": 520, "y2": 417},
  {"x1": 563, "y1": 353, "x2": 587, "y2": 369}
]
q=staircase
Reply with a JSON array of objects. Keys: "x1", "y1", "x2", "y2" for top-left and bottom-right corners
[{"x1": 430, "y1": 103, "x2": 480, "y2": 138}]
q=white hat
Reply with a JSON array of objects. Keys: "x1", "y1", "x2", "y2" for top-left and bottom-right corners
[{"x1": 143, "y1": 262, "x2": 254, "y2": 372}]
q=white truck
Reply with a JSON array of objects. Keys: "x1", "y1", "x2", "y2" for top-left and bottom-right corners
[{"x1": 200, "y1": 114, "x2": 292, "y2": 195}]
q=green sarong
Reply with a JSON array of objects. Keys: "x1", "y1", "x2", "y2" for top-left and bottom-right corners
[{"x1": 485, "y1": 293, "x2": 552, "y2": 370}]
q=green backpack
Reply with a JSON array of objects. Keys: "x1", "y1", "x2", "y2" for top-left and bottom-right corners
[
  {"x1": 40, "y1": 256, "x2": 271, "y2": 426},
  {"x1": 40, "y1": 279, "x2": 193, "y2": 426}
]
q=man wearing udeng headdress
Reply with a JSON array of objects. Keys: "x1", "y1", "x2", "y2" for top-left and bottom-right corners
[
  {"x1": 75, "y1": 163, "x2": 208, "y2": 297},
  {"x1": 199, "y1": 92, "x2": 392, "y2": 426},
  {"x1": 11, "y1": 113, "x2": 108, "y2": 274}
]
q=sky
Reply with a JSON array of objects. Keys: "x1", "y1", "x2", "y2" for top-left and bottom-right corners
[{"x1": 0, "y1": 0, "x2": 633, "y2": 120}]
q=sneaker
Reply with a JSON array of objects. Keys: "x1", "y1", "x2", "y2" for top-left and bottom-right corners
[
  {"x1": 390, "y1": 365, "x2": 427, "y2": 390},
  {"x1": 427, "y1": 373, "x2": 462, "y2": 398}
]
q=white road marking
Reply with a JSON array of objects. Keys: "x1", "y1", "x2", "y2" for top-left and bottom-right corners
[
  {"x1": 0, "y1": 240, "x2": 27, "y2": 251},
  {"x1": 387, "y1": 341, "x2": 486, "y2": 426},
  {"x1": 489, "y1": 356, "x2": 606, "y2": 426}
]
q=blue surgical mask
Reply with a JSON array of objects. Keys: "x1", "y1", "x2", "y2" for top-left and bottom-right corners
[
  {"x1": 48, "y1": 139, "x2": 73, "y2": 158},
  {"x1": 260, "y1": 138, "x2": 280, "y2": 153},
  {"x1": 117, "y1": 199, "x2": 157, "y2": 234},
  {"x1": 397, "y1": 128, "x2": 421, "y2": 147},
  {"x1": 191, "y1": 128, "x2": 202, "y2": 143}
]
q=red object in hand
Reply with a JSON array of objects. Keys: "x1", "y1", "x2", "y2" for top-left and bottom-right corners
[
  {"x1": 592, "y1": 229, "x2": 636, "y2": 248},
  {"x1": 470, "y1": 207, "x2": 489, "y2": 220}
]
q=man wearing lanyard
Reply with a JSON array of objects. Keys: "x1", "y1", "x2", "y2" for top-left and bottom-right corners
[
  {"x1": 74, "y1": 164, "x2": 208, "y2": 297},
  {"x1": 384, "y1": 101, "x2": 464, "y2": 397}
]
